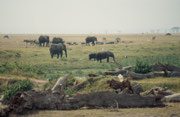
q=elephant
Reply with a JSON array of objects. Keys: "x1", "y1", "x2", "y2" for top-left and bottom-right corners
[
  {"x1": 52, "y1": 37, "x2": 64, "y2": 44},
  {"x1": 89, "y1": 53, "x2": 97, "y2": 61},
  {"x1": 38, "y1": 35, "x2": 49, "y2": 47},
  {"x1": 85, "y1": 36, "x2": 97, "y2": 46},
  {"x1": 49, "y1": 43, "x2": 67, "y2": 59},
  {"x1": 96, "y1": 51, "x2": 115, "y2": 63}
]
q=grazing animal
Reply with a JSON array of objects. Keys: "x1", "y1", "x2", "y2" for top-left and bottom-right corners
[
  {"x1": 116, "y1": 37, "x2": 121, "y2": 43},
  {"x1": 102, "y1": 37, "x2": 106, "y2": 41},
  {"x1": 85, "y1": 36, "x2": 97, "y2": 46},
  {"x1": 52, "y1": 37, "x2": 64, "y2": 44},
  {"x1": 152, "y1": 36, "x2": 156, "y2": 40},
  {"x1": 106, "y1": 41, "x2": 115, "y2": 44},
  {"x1": 81, "y1": 42, "x2": 86, "y2": 45},
  {"x1": 38, "y1": 35, "x2": 49, "y2": 47},
  {"x1": 49, "y1": 43, "x2": 67, "y2": 59},
  {"x1": 96, "y1": 51, "x2": 115, "y2": 63},
  {"x1": 96, "y1": 41, "x2": 104, "y2": 45},
  {"x1": 166, "y1": 33, "x2": 172, "y2": 36},
  {"x1": 89, "y1": 53, "x2": 97, "y2": 60},
  {"x1": 4, "y1": 35, "x2": 9, "y2": 39}
]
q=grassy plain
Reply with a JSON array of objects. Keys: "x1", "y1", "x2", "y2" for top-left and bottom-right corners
[
  {"x1": 0, "y1": 33, "x2": 180, "y2": 117},
  {"x1": 0, "y1": 33, "x2": 180, "y2": 79}
]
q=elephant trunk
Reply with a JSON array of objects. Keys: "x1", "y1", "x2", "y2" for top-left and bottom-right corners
[
  {"x1": 113, "y1": 55, "x2": 115, "y2": 62},
  {"x1": 65, "y1": 49, "x2": 67, "y2": 58}
]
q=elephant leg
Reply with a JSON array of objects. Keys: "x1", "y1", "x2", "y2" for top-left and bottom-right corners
[
  {"x1": 107, "y1": 57, "x2": 109, "y2": 62},
  {"x1": 57, "y1": 54, "x2": 59, "y2": 59},
  {"x1": 60, "y1": 51, "x2": 63, "y2": 58},
  {"x1": 51, "y1": 53, "x2": 53, "y2": 58},
  {"x1": 100, "y1": 59, "x2": 102, "y2": 63}
]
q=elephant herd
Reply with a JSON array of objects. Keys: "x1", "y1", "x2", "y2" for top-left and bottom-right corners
[{"x1": 38, "y1": 35, "x2": 115, "y2": 63}]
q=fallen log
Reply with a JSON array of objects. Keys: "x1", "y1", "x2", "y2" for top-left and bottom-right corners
[
  {"x1": 0, "y1": 77, "x2": 164, "y2": 117},
  {"x1": 152, "y1": 63, "x2": 180, "y2": 72}
]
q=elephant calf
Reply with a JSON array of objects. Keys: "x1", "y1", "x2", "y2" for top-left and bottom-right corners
[
  {"x1": 96, "y1": 51, "x2": 115, "y2": 63},
  {"x1": 49, "y1": 43, "x2": 67, "y2": 59}
]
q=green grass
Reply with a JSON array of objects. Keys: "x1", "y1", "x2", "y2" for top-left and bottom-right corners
[{"x1": 0, "y1": 33, "x2": 180, "y2": 88}]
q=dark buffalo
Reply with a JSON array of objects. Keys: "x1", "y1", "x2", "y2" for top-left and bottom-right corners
[
  {"x1": 96, "y1": 51, "x2": 115, "y2": 63},
  {"x1": 85, "y1": 36, "x2": 97, "y2": 46},
  {"x1": 38, "y1": 35, "x2": 49, "y2": 47},
  {"x1": 49, "y1": 43, "x2": 67, "y2": 59},
  {"x1": 89, "y1": 53, "x2": 97, "y2": 60},
  {"x1": 52, "y1": 37, "x2": 64, "y2": 44}
]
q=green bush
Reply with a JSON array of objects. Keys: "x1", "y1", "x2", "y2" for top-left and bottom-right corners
[
  {"x1": 15, "y1": 53, "x2": 21, "y2": 57},
  {"x1": 3, "y1": 79, "x2": 33, "y2": 102},
  {"x1": 134, "y1": 60, "x2": 152, "y2": 74},
  {"x1": 66, "y1": 76, "x2": 77, "y2": 88},
  {"x1": 0, "y1": 62, "x2": 15, "y2": 74}
]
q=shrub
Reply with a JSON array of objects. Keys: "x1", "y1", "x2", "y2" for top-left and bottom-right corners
[
  {"x1": 65, "y1": 89, "x2": 75, "y2": 96},
  {"x1": 0, "y1": 62, "x2": 15, "y2": 74},
  {"x1": 15, "y1": 53, "x2": 21, "y2": 57},
  {"x1": 134, "y1": 60, "x2": 152, "y2": 74},
  {"x1": 66, "y1": 76, "x2": 77, "y2": 88},
  {"x1": 3, "y1": 79, "x2": 33, "y2": 102}
]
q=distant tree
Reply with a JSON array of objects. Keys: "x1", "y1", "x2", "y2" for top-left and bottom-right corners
[{"x1": 171, "y1": 27, "x2": 180, "y2": 33}]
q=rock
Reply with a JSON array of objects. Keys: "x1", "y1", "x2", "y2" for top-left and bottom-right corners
[{"x1": 161, "y1": 93, "x2": 180, "y2": 102}]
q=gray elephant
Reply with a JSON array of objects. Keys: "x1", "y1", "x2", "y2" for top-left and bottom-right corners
[
  {"x1": 38, "y1": 35, "x2": 49, "y2": 47},
  {"x1": 85, "y1": 36, "x2": 97, "y2": 46},
  {"x1": 52, "y1": 37, "x2": 64, "y2": 44},
  {"x1": 49, "y1": 43, "x2": 67, "y2": 59},
  {"x1": 96, "y1": 51, "x2": 115, "y2": 63}
]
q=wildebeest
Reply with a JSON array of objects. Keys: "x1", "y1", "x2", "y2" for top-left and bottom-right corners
[
  {"x1": 67, "y1": 42, "x2": 78, "y2": 46},
  {"x1": 85, "y1": 36, "x2": 97, "y2": 46},
  {"x1": 96, "y1": 51, "x2": 115, "y2": 63},
  {"x1": 24, "y1": 40, "x2": 39, "y2": 45},
  {"x1": 166, "y1": 33, "x2": 172, "y2": 36},
  {"x1": 89, "y1": 53, "x2": 97, "y2": 60},
  {"x1": 106, "y1": 41, "x2": 115, "y2": 44},
  {"x1": 81, "y1": 42, "x2": 86, "y2": 46},
  {"x1": 116, "y1": 37, "x2": 121, "y2": 43},
  {"x1": 52, "y1": 37, "x2": 64, "y2": 44},
  {"x1": 96, "y1": 41, "x2": 104, "y2": 45},
  {"x1": 38, "y1": 35, "x2": 49, "y2": 47},
  {"x1": 102, "y1": 37, "x2": 107, "y2": 42},
  {"x1": 152, "y1": 36, "x2": 156, "y2": 40},
  {"x1": 4, "y1": 35, "x2": 9, "y2": 39}
]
